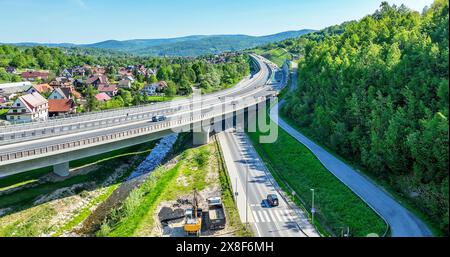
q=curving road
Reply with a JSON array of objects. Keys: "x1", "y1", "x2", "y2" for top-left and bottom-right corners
[{"x1": 269, "y1": 67, "x2": 432, "y2": 237}]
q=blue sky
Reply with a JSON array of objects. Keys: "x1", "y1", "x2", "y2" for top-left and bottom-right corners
[{"x1": 0, "y1": 0, "x2": 435, "y2": 44}]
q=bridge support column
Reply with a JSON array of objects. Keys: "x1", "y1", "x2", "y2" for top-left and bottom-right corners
[
  {"x1": 193, "y1": 126, "x2": 211, "y2": 146},
  {"x1": 53, "y1": 162, "x2": 70, "y2": 177}
]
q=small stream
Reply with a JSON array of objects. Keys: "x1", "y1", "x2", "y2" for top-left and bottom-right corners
[
  {"x1": 128, "y1": 133, "x2": 179, "y2": 180},
  {"x1": 75, "y1": 133, "x2": 179, "y2": 235}
]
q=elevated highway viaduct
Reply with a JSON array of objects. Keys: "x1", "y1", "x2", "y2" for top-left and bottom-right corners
[{"x1": 0, "y1": 54, "x2": 279, "y2": 178}]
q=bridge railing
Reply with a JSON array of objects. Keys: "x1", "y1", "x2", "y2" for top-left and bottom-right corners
[
  {"x1": 0, "y1": 55, "x2": 264, "y2": 133},
  {"x1": 0, "y1": 57, "x2": 267, "y2": 146},
  {"x1": 0, "y1": 95, "x2": 272, "y2": 163}
]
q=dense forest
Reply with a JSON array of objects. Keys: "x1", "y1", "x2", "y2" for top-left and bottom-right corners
[{"x1": 282, "y1": 0, "x2": 449, "y2": 234}]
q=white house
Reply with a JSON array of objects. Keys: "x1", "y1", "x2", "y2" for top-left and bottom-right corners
[
  {"x1": 118, "y1": 76, "x2": 135, "y2": 89},
  {"x1": 6, "y1": 92, "x2": 48, "y2": 123},
  {"x1": 142, "y1": 81, "x2": 168, "y2": 96}
]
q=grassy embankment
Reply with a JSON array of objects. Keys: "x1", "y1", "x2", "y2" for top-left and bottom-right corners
[
  {"x1": 97, "y1": 136, "x2": 251, "y2": 237},
  {"x1": 247, "y1": 113, "x2": 387, "y2": 237},
  {"x1": 252, "y1": 48, "x2": 292, "y2": 67},
  {"x1": 0, "y1": 141, "x2": 156, "y2": 237},
  {"x1": 279, "y1": 108, "x2": 443, "y2": 237}
]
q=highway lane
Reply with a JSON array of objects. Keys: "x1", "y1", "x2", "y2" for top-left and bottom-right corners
[
  {"x1": 0, "y1": 55, "x2": 268, "y2": 143},
  {"x1": 0, "y1": 85, "x2": 272, "y2": 155},
  {"x1": 218, "y1": 130, "x2": 318, "y2": 237},
  {"x1": 0, "y1": 55, "x2": 275, "y2": 162}
]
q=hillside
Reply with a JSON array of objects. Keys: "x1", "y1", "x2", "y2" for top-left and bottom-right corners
[
  {"x1": 6, "y1": 30, "x2": 315, "y2": 57},
  {"x1": 282, "y1": 0, "x2": 449, "y2": 235}
]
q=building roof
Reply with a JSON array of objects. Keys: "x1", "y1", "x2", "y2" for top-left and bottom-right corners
[
  {"x1": 31, "y1": 84, "x2": 53, "y2": 93},
  {"x1": 95, "y1": 93, "x2": 111, "y2": 102},
  {"x1": 0, "y1": 82, "x2": 33, "y2": 96},
  {"x1": 153, "y1": 81, "x2": 168, "y2": 90},
  {"x1": 52, "y1": 87, "x2": 71, "y2": 99},
  {"x1": 20, "y1": 92, "x2": 48, "y2": 109},
  {"x1": 21, "y1": 71, "x2": 49, "y2": 79},
  {"x1": 48, "y1": 99, "x2": 74, "y2": 113},
  {"x1": 98, "y1": 84, "x2": 118, "y2": 92},
  {"x1": 86, "y1": 74, "x2": 108, "y2": 85}
]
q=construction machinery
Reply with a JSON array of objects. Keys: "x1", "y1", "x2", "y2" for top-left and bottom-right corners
[
  {"x1": 207, "y1": 197, "x2": 226, "y2": 230},
  {"x1": 183, "y1": 190, "x2": 202, "y2": 236}
]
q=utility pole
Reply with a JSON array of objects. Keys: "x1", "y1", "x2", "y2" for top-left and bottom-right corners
[
  {"x1": 311, "y1": 188, "x2": 315, "y2": 225},
  {"x1": 246, "y1": 164, "x2": 249, "y2": 224}
]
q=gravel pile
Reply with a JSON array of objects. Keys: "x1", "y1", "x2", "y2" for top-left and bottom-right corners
[{"x1": 127, "y1": 133, "x2": 178, "y2": 180}]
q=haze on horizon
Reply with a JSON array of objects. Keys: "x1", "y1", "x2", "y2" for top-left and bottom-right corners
[{"x1": 0, "y1": 0, "x2": 434, "y2": 44}]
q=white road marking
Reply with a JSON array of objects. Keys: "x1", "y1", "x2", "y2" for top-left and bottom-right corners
[
  {"x1": 268, "y1": 210, "x2": 277, "y2": 223},
  {"x1": 274, "y1": 210, "x2": 284, "y2": 222},
  {"x1": 258, "y1": 211, "x2": 266, "y2": 222},
  {"x1": 263, "y1": 211, "x2": 271, "y2": 223},
  {"x1": 252, "y1": 210, "x2": 259, "y2": 223}
]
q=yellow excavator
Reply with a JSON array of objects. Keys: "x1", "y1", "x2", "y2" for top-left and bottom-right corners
[{"x1": 183, "y1": 190, "x2": 202, "y2": 236}]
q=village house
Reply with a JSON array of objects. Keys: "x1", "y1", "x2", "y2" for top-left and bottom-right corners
[
  {"x1": 95, "y1": 92, "x2": 111, "y2": 102},
  {"x1": 49, "y1": 77, "x2": 74, "y2": 88},
  {"x1": 98, "y1": 84, "x2": 118, "y2": 97},
  {"x1": 60, "y1": 69, "x2": 73, "y2": 78},
  {"x1": 49, "y1": 87, "x2": 72, "y2": 100},
  {"x1": 48, "y1": 98, "x2": 76, "y2": 117},
  {"x1": 142, "y1": 81, "x2": 168, "y2": 96},
  {"x1": 6, "y1": 92, "x2": 48, "y2": 123},
  {"x1": 21, "y1": 71, "x2": 49, "y2": 82},
  {"x1": 146, "y1": 68, "x2": 157, "y2": 77},
  {"x1": 118, "y1": 67, "x2": 134, "y2": 79},
  {"x1": 49, "y1": 86, "x2": 81, "y2": 100},
  {"x1": 92, "y1": 65, "x2": 106, "y2": 75},
  {"x1": 86, "y1": 74, "x2": 108, "y2": 87},
  {"x1": 26, "y1": 84, "x2": 53, "y2": 95},
  {"x1": 118, "y1": 76, "x2": 135, "y2": 89},
  {"x1": 61, "y1": 66, "x2": 86, "y2": 78}
]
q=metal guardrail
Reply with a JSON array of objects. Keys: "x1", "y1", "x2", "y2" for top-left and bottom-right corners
[
  {"x1": 0, "y1": 55, "x2": 267, "y2": 146},
  {"x1": 0, "y1": 95, "x2": 270, "y2": 163}
]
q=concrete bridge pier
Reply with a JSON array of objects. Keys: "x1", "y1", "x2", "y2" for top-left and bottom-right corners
[
  {"x1": 53, "y1": 162, "x2": 70, "y2": 177},
  {"x1": 193, "y1": 123, "x2": 211, "y2": 146}
]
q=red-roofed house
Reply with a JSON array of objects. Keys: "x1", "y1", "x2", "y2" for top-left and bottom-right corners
[
  {"x1": 21, "y1": 71, "x2": 49, "y2": 82},
  {"x1": 95, "y1": 93, "x2": 111, "y2": 102},
  {"x1": 98, "y1": 84, "x2": 118, "y2": 97},
  {"x1": 6, "y1": 92, "x2": 48, "y2": 122},
  {"x1": 48, "y1": 99, "x2": 76, "y2": 117}
]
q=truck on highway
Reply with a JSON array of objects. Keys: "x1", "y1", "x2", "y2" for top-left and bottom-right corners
[{"x1": 207, "y1": 197, "x2": 226, "y2": 230}]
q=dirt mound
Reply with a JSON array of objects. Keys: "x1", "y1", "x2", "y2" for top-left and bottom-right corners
[{"x1": 158, "y1": 207, "x2": 184, "y2": 223}]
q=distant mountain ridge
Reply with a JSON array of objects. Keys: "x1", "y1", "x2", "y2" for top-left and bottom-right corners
[{"x1": 6, "y1": 29, "x2": 315, "y2": 57}]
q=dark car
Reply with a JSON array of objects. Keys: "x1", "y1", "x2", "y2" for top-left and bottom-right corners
[
  {"x1": 152, "y1": 115, "x2": 166, "y2": 122},
  {"x1": 267, "y1": 194, "x2": 279, "y2": 207}
]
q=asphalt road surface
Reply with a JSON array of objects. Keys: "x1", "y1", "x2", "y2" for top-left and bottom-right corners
[{"x1": 217, "y1": 130, "x2": 318, "y2": 237}]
